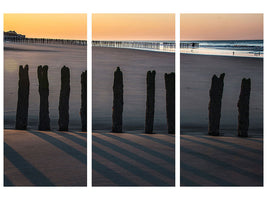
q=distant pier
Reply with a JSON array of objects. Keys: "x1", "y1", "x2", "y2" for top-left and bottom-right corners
[{"x1": 4, "y1": 37, "x2": 87, "y2": 46}]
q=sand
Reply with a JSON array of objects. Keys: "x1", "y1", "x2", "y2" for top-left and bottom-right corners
[
  {"x1": 181, "y1": 133, "x2": 263, "y2": 186},
  {"x1": 4, "y1": 42, "x2": 87, "y2": 130},
  {"x1": 180, "y1": 53, "x2": 263, "y2": 186},
  {"x1": 92, "y1": 47, "x2": 175, "y2": 186},
  {"x1": 4, "y1": 129, "x2": 87, "y2": 186},
  {"x1": 181, "y1": 53, "x2": 263, "y2": 134},
  {"x1": 92, "y1": 131, "x2": 175, "y2": 186},
  {"x1": 93, "y1": 47, "x2": 175, "y2": 131}
]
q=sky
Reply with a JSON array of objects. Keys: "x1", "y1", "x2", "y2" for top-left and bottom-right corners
[
  {"x1": 4, "y1": 14, "x2": 87, "y2": 40},
  {"x1": 92, "y1": 14, "x2": 175, "y2": 41},
  {"x1": 180, "y1": 14, "x2": 263, "y2": 41}
]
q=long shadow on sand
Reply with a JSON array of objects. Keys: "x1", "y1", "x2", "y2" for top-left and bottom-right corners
[
  {"x1": 181, "y1": 146, "x2": 262, "y2": 185},
  {"x1": 181, "y1": 137, "x2": 262, "y2": 163},
  {"x1": 28, "y1": 130, "x2": 86, "y2": 165},
  {"x1": 93, "y1": 135, "x2": 174, "y2": 178},
  {"x1": 51, "y1": 131, "x2": 87, "y2": 148},
  {"x1": 4, "y1": 143, "x2": 54, "y2": 186},
  {"x1": 69, "y1": 131, "x2": 87, "y2": 138},
  {"x1": 181, "y1": 162, "x2": 237, "y2": 186},
  {"x1": 4, "y1": 174, "x2": 14, "y2": 186},
  {"x1": 100, "y1": 133, "x2": 174, "y2": 164},
  {"x1": 93, "y1": 158, "x2": 137, "y2": 186},
  {"x1": 199, "y1": 136, "x2": 262, "y2": 154},
  {"x1": 132, "y1": 133, "x2": 175, "y2": 148},
  {"x1": 93, "y1": 145, "x2": 170, "y2": 186}
]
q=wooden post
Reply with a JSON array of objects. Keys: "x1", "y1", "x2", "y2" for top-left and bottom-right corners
[
  {"x1": 112, "y1": 67, "x2": 123, "y2": 133},
  {"x1": 237, "y1": 78, "x2": 251, "y2": 137},
  {"x1": 15, "y1": 65, "x2": 30, "y2": 130},
  {"x1": 208, "y1": 73, "x2": 225, "y2": 136},
  {"x1": 145, "y1": 70, "x2": 156, "y2": 133},
  {"x1": 38, "y1": 65, "x2": 50, "y2": 130},
  {"x1": 58, "y1": 66, "x2": 70, "y2": 131},
  {"x1": 165, "y1": 72, "x2": 175, "y2": 134},
  {"x1": 80, "y1": 70, "x2": 87, "y2": 132}
]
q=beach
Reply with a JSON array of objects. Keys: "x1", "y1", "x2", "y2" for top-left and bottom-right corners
[
  {"x1": 93, "y1": 46, "x2": 175, "y2": 131},
  {"x1": 180, "y1": 53, "x2": 263, "y2": 186},
  {"x1": 4, "y1": 42, "x2": 87, "y2": 130},
  {"x1": 92, "y1": 131, "x2": 175, "y2": 186},
  {"x1": 4, "y1": 129, "x2": 87, "y2": 186},
  {"x1": 181, "y1": 53, "x2": 263, "y2": 135},
  {"x1": 92, "y1": 46, "x2": 176, "y2": 186},
  {"x1": 4, "y1": 42, "x2": 87, "y2": 186},
  {"x1": 181, "y1": 133, "x2": 263, "y2": 186}
]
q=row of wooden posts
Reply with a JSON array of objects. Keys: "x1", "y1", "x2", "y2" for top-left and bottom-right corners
[
  {"x1": 15, "y1": 65, "x2": 87, "y2": 131},
  {"x1": 208, "y1": 73, "x2": 251, "y2": 137},
  {"x1": 16, "y1": 65, "x2": 174, "y2": 133},
  {"x1": 112, "y1": 67, "x2": 175, "y2": 134},
  {"x1": 5, "y1": 38, "x2": 87, "y2": 46}
]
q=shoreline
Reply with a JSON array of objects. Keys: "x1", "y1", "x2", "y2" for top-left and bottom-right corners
[
  {"x1": 180, "y1": 52, "x2": 263, "y2": 59},
  {"x1": 93, "y1": 46, "x2": 175, "y2": 54}
]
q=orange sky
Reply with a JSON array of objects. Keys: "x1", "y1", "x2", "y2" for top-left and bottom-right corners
[
  {"x1": 180, "y1": 14, "x2": 263, "y2": 41},
  {"x1": 4, "y1": 14, "x2": 87, "y2": 40},
  {"x1": 92, "y1": 14, "x2": 175, "y2": 41}
]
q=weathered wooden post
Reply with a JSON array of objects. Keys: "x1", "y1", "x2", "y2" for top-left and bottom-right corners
[
  {"x1": 112, "y1": 67, "x2": 123, "y2": 133},
  {"x1": 15, "y1": 65, "x2": 30, "y2": 130},
  {"x1": 237, "y1": 78, "x2": 251, "y2": 137},
  {"x1": 58, "y1": 66, "x2": 70, "y2": 131},
  {"x1": 208, "y1": 73, "x2": 225, "y2": 136},
  {"x1": 165, "y1": 72, "x2": 175, "y2": 134},
  {"x1": 145, "y1": 70, "x2": 156, "y2": 133},
  {"x1": 38, "y1": 65, "x2": 50, "y2": 130},
  {"x1": 80, "y1": 70, "x2": 87, "y2": 132}
]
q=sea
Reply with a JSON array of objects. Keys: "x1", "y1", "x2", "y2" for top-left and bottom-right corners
[
  {"x1": 4, "y1": 42, "x2": 87, "y2": 130},
  {"x1": 180, "y1": 40, "x2": 263, "y2": 58}
]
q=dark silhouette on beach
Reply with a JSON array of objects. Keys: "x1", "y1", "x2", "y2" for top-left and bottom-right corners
[
  {"x1": 238, "y1": 78, "x2": 251, "y2": 137},
  {"x1": 38, "y1": 65, "x2": 50, "y2": 131},
  {"x1": 15, "y1": 65, "x2": 30, "y2": 130},
  {"x1": 112, "y1": 67, "x2": 124, "y2": 133},
  {"x1": 208, "y1": 73, "x2": 225, "y2": 136},
  {"x1": 58, "y1": 66, "x2": 70, "y2": 131}
]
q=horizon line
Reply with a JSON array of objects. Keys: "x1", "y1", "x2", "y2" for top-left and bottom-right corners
[
  {"x1": 92, "y1": 39, "x2": 175, "y2": 41},
  {"x1": 180, "y1": 39, "x2": 263, "y2": 41}
]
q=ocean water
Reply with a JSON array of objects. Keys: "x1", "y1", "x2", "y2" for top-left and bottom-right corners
[
  {"x1": 4, "y1": 42, "x2": 87, "y2": 130},
  {"x1": 92, "y1": 40, "x2": 175, "y2": 53},
  {"x1": 180, "y1": 40, "x2": 263, "y2": 58},
  {"x1": 92, "y1": 46, "x2": 175, "y2": 131}
]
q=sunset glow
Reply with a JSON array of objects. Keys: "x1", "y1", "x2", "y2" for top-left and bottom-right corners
[
  {"x1": 92, "y1": 14, "x2": 175, "y2": 41},
  {"x1": 4, "y1": 14, "x2": 87, "y2": 40},
  {"x1": 180, "y1": 14, "x2": 263, "y2": 41}
]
